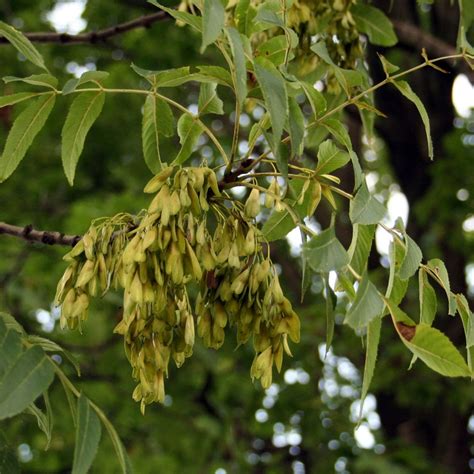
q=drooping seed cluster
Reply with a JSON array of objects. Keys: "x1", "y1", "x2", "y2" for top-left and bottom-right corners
[
  {"x1": 55, "y1": 214, "x2": 135, "y2": 330},
  {"x1": 55, "y1": 166, "x2": 300, "y2": 411}
]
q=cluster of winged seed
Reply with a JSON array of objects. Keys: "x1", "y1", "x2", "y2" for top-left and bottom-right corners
[
  {"x1": 55, "y1": 166, "x2": 300, "y2": 411},
  {"x1": 55, "y1": 214, "x2": 135, "y2": 330}
]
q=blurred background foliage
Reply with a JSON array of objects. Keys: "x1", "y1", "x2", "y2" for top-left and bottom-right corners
[{"x1": 0, "y1": 0, "x2": 473, "y2": 473}]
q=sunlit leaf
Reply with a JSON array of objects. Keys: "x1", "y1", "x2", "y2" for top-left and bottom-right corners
[{"x1": 387, "y1": 300, "x2": 470, "y2": 377}]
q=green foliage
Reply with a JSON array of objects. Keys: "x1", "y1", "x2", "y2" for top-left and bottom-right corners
[
  {"x1": 72, "y1": 394, "x2": 101, "y2": 474},
  {"x1": 62, "y1": 92, "x2": 106, "y2": 185}
]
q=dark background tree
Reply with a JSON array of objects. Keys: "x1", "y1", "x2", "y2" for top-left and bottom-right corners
[{"x1": 0, "y1": 1, "x2": 473, "y2": 473}]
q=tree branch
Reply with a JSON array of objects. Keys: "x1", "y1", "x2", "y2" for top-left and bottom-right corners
[
  {"x1": 0, "y1": 222, "x2": 81, "y2": 246},
  {"x1": 392, "y1": 19, "x2": 470, "y2": 72},
  {"x1": 0, "y1": 11, "x2": 169, "y2": 45}
]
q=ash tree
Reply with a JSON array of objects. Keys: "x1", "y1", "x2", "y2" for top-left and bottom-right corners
[{"x1": 0, "y1": 0, "x2": 473, "y2": 473}]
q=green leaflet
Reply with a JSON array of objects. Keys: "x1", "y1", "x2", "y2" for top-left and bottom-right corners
[
  {"x1": 0, "y1": 323, "x2": 22, "y2": 378},
  {"x1": 399, "y1": 234, "x2": 422, "y2": 280},
  {"x1": 0, "y1": 312, "x2": 24, "y2": 334},
  {"x1": 261, "y1": 210, "x2": 295, "y2": 241},
  {"x1": 4, "y1": 74, "x2": 58, "y2": 89},
  {"x1": 254, "y1": 7, "x2": 284, "y2": 28},
  {"x1": 195, "y1": 66, "x2": 233, "y2": 88},
  {"x1": 310, "y1": 41, "x2": 336, "y2": 66},
  {"x1": 349, "y1": 151, "x2": 363, "y2": 190},
  {"x1": 100, "y1": 411, "x2": 133, "y2": 474},
  {"x1": 457, "y1": 0, "x2": 474, "y2": 52},
  {"x1": 173, "y1": 114, "x2": 204, "y2": 165},
  {"x1": 0, "y1": 92, "x2": 56, "y2": 182},
  {"x1": 303, "y1": 226, "x2": 349, "y2": 273},
  {"x1": 321, "y1": 118, "x2": 353, "y2": 151},
  {"x1": 349, "y1": 180, "x2": 386, "y2": 225},
  {"x1": 455, "y1": 294, "x2": 474, "y2": 348},
  {"x1": 345, "y1": 272, "x2": 384, "y2": 329},
  {"x1": 426, "y1": 258, "x2": 456, "y2": 315},
  {"x1": 131, "y1": 64, "x2": 193, "y2": 87},
  {"x1": 324, "y1": 276, "x2": 337, "y2": 353},
  {"x1": 27, "y1": 398, "x2": 53, "y2": 449},
  {"x1": 386, "y1": 236, "x2": 408, "y2": 305},
  {"x1": 378, "y1": 53, "x2": 400, "y2": 76},
  {"x1": 273, "y1": 138, "x2": 289, "y2": 180},
  {"x1": 386, "y1": 300, "x2": 470, "y2": 377},
  {"x1": 288, "y1": 97, "x2": 305, "y2": 157},
  {"x1": 0, "y1": 343, "x2": 54, "y2": 420},
  {"x1": 72, "y1": 394, "x2": 102, "y2": 474},
  {"x1": 142, "y1": 94, "x2": 175, "y2": 173},
  {"x1": 454, "y1": 294, "x2": 474, "y2": 371},
  {"x1": 198, "y1": 82, "x2": 224, "y2": 115},
  {"x1": 149, "y1": 1, "x2": 202, "y2": 31},
  {"x1": 347, "y1": 224, "x2": 376, "y2": 276},
  {"x1": 392, "y1": 80, "x2": 433, "y2": 160},
  {"x1": 254, "y1": 57, "x2": 288, "y2": 150},
  {"x1": 28, "y1": 335, "x2": 81, "y2": 376},
  {"x1": 62, "y1": 71, "x2": 109, "y2": 95},
  {"x1": 62, "y1": 91, "x2": 105, "y2": 185},
  {"x1": 224, "y1": 27, "x2": 248, "y2": 104},
  {"x1": 316, "y1": 139, "x2": 350, "y2": 175},
  {"x1": 359, "y1": 315, "x2": 381, "y2": 421},
  {"x1": 299, "y1": 81, "x2": 326, "y2": 117},
  {"x1": 351, "y1": 4, "x2": 397, "y2": 46},
  {"x1": 201, "y1": 0, "x2": 225, "y2": 52},
  {"x1": 257, "y1": 36, "x2": 289, "y2": 67},
  {"x1": 0, "y1": 92, "x2": 39, "y2": 108},
  {"x1": 0, "y1": 21, "x2": 48, "y2": 71},
  {"x1": 418, "y1": 269, "x2": 437, "y2": 326}
]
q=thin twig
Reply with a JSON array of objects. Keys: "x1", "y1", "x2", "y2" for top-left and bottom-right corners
[
  {"x1": 0, "y1": 11, "x2": 169, "y2": 45},
  {"x1": 0, "y1": 222, "x2": 81, "y2": 246}
]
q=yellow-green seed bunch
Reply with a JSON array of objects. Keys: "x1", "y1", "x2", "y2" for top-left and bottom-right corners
[
  {"x1": 55, "y1": 165, "x2": 301, "y2": 406},
  {"x1": 112, "y1": 166, "x2": 221, "y2": 408},
  {"x1": 55, "y1": 215, "x2": 134, "y2": 330}
]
